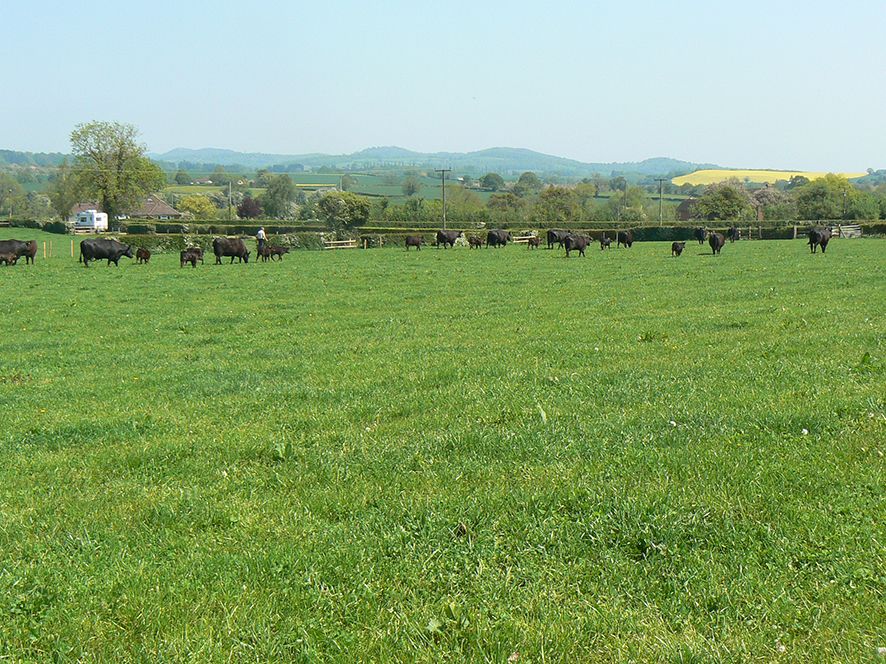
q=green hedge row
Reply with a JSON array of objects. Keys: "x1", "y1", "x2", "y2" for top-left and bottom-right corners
[{"x1": 115, "y1": 232, "x2": 329, "y2": 253}]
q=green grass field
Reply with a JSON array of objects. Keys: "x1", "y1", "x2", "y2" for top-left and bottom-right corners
[
  {"x1": 1, "y1": 231, "x2": 883, "y2": 661},
  {"x1": 162, "y1": 185, "x2": 268, "y2": 197}
]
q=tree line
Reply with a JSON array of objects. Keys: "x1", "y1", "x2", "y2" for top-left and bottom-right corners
[{"x1": 2, "y1": 122, "x2": 885, "y2": 226}]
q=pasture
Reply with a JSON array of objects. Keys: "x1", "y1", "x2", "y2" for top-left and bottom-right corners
[
  {"x1": 160, "y1": 173, "x2": 488, "y2": 203},
  {"x1": 672, "y1": 169, "x2": 867, "y2": 186},
  {"x1": 0, "y1": 232, "x2": 883, "y2": 661}
]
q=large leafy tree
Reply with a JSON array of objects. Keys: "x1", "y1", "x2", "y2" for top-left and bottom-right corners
[
  {"x1": 0, "y1": 172, "x2": 26, "y2": 216},
  {"x1": 340, "y1": 174, "x2": 358, "y2": 192},
  {"x1": 752, "y1": 186, "x2": 796, "y2": 220},
  {"x1": 479, "y1": 172, "x2": 505, "y2": 191},
  {"x1": 177, "y1": 194, "x2": 217, "y2": 220},
  {"x1": 607, "y1": 186, "x2": 648, "y2": 221},
  {"x1": 401, "y1": 172, "x2": 421, "y2": 197},
  {"x1": 317, "y1": 191, "x2": 370, "y2": 230},
  {"x1": 695, "y1": 181, "x2": 752, "y2": 220},
  {"x1": 70, "y1": 121, "x2": 165, "y2": 222},
  {"x1": 47, "y1": 159, "x2": 82, "y2": 220},
  {"x1": 237, "y1": 194, "x2": 263, "y2": 219},
  {"x1": 487, "y1": 192, "x2": 524, "y2": 214},
  {"x1": 513, "y1": 171, "x2": 542, "y2": 197},
  {"x1": 794, "y1": 174, "x2": 855, "y2": 220},
  {"x1": 261, "y1": 174, "x2": 296, "y2": 218},
  {"x1": 532, "y1": 186, "x2": 576, "y2": 223}
]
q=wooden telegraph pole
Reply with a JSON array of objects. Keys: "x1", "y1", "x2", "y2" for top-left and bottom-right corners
[
  {"x1": 654, "y1": 178, "x2": 667, "y2": 226},
  {"x1": 434, "y1": 168, "x2": 451, "y2": 229}
]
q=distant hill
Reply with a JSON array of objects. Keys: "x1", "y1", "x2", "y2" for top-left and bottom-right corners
[
  {"x1": 148, "y1": 146, "x2": 719, "y2": 178},
  {"x1": 0, "y1": 149, "x2": 67, "y2": 167}
]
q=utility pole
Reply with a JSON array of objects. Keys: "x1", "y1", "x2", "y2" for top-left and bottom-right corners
[
  {"x1": 434, "y1": 168, "x2": 451, "y2": 229},
  {"x1": 654, "y1": 178, "x2": 667, "y2": 226}
]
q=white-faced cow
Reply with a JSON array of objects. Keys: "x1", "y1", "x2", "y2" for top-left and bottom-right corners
[
  {"x1": 808, "y1": 227, "x2": 832, "y2": 254},
  {"x1": 212, "y1": 237, "x2": 250, "y2": 264},
  {"x1": 79, "y1": 239, "x2": 133, "y2": 268}
]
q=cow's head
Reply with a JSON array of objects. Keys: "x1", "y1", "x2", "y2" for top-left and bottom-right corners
[
  {"x1": 244, "y1": 251, "x2": 250, "y2": 264},
  {"x1": 122, "y1": 245, "x2": 134, "y2": 259}
]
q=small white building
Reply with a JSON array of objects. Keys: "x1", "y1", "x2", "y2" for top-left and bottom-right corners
[{"x1": 75, "y1": 209, "x2": 109, "y2": 232}]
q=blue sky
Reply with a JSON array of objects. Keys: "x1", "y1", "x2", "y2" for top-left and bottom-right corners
[{"x1": 2, "y1": 0, "x2": 884, "y2": 170}]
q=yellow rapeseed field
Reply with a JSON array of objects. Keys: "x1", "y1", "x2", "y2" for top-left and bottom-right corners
[{"x1": 672, "y1": 169, "x2": 866, "y2": 186}]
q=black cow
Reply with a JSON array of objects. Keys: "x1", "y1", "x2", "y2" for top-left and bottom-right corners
[
  {"x1": 435, "y1": 229, "x2": 462, "y2": 248},
  {"x1": 0, "y1": 252, "x2": 19, "y2": 266},
  {"x1": 79, "y1": 239, "x2": 133, "y2": 267},
  {"x1": 671, "y1": 241, "x2": 685, "y2": 257},
  {"x1": 256, "y1": 245, "x2": 278, "y2": 262},
  {"x1": 486, "y1": 229, "x2": 511, "y2": 248},
  {"x1": 136, "y1": 247, "x2": 151, "y2": 264},
  {"x1": 808, "y1": 227, "x2": 832, "y2": 253},
  {"x1": 617, "y1": 230, "x2": 634, "y2": 248},
  {"x1": 694, "y1": 227, "x2": 708, "y2": 245},
  {"x1": 728, "y1": 226, "x2": 740, "y2": 242},
  {"x1": 180, "y1": 249, "x2": 200, "y2": 268},
  {"x1": 268, "y1": 246, "x2": 289, "y2": 261},
  {"x1": 564, "y1": 234, "x2": 590, "y2": 257},
  {"x1": 0, "y1": 239, "x2": 37, "y2": 265},
  {"x1": 546, "y1": 229, "x2": 568, "y2": 249},
  {"x1": 405, "y1": 235, "x2": 424, "y2": 251},
  {"x1": 467, "y1": 235, "x2": 483, "y2": 249},
  {"x1": 709, "y1": 232, "x2": 725, "y2": 255},
  {"x1": 213, "y1": 237, "x2": 250, "y2": 264},
  {"x1": 600, "y1": 236, "x2": 611, "y2": 250}
]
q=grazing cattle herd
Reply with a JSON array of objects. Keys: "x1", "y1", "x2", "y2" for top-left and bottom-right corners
[{"x1": 0, "y1": 226, "x2": 844, "y2": 269}]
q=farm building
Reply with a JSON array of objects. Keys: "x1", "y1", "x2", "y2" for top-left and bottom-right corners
[
  {"x1": 127, "y1": 195, "x2": 184, "y2": 220},
  {"x1": 68, "y1": 195, "x2": 184, "y2": 222}
]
